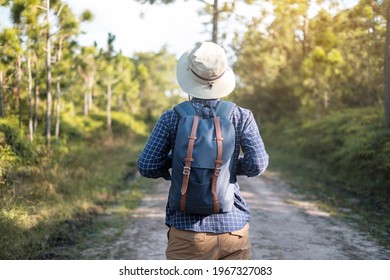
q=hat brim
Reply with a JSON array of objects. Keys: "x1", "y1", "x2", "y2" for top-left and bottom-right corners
[{"x1": 176, "y1": 51, "x2": 236, "y2": 99}]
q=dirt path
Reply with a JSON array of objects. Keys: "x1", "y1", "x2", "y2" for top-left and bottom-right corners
[{"x1": 99, "y1": 171, "x2": 389, "y2": 260}]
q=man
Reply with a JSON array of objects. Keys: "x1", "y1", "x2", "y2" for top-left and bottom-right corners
[{"x1": 137, "y1": 41, "x2": 269, "y2": 260}]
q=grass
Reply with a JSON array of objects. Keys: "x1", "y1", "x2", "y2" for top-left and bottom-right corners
[
  {"x1": 262, "y1": 109, "x2": 390, "y2": 250},
  {"x1": 0, "y1": 134, "x2": 148, "y2": 259}
]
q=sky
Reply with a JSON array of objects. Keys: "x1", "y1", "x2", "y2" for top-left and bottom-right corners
[
  {"x1": 65, "y1": 0, "x2": 210, "y2": 57},
  {"x1": 0, "y1": 0, "x2": 359, "y2": 58}
]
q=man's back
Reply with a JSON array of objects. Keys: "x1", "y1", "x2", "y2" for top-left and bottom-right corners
[
  {"x1": 138, "y1": 98, "x2": 268, "y2": 233},
  {"x1": 137, "y1": 41, "x2": 268, "y2": 260}
]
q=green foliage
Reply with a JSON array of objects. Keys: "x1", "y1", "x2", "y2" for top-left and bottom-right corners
[
  {"x1": 60, "y1": 114, "x2": 105, "y2": 140},
  {"x1": 265, "y1": 106, "x2": 390, "y2": 204},
  {"x1": 59, "y1": 111, "x2": 148, "y2": 141},
  {"x1": 0, "y1": 118, "x2": 39, "y2": 187},
  {"x1": 0, "y1": 118, "x2": 38, "y2": 167},
  {"x1": 233, "y1": 0, "x2": 387, "y2": 120},
  {"x1": 109, "y1": 111, "x2": 148, "y2": 136},
  {"x1": 80, "y1": 10, "x2": 94, "y2": 22},
  {"x1": 263, "y1": 106, "x2": 390, "y2": 247},
  {"x1": 0, "y1": 135, "x2": 146, "y2": 259},
  {"x1": 0, "y1": 27, "x2": 22, "y2": 64},
  {"x1": 298, "y1": 108, "x2": 389, "y2": 185},
  {"x1": 133, "y1": 48, "x2": 178, "y2": 121}
]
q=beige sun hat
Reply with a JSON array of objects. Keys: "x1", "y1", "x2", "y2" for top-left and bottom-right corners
[{"x1": 176, "y1": 41, "x2": 236, "y2": 99}]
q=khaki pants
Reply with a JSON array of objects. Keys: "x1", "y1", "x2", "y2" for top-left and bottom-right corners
[{"x1": 166, "y1": 224, "x2": 252, "y2": 260}]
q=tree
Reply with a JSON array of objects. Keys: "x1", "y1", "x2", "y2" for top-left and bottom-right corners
[
  {"x1": 341, "y1": 1, "x2": 386, "y2": 108},
  {"x1": 99, "y1": 33, "x2": 121, "y2": 134},
  {"x1": 0, "y1": 0, "x2": 11, "y2": 119},
  {"x1": 40, "y1": 0, "x2": 81, "y2": 145},
  {"x1": 44, "y1": 0, "x2": 53, "y2": 145},
  {"x1": 0, "y1": 70, "x2": 3, "y2": 118},
  {"x1": 300, "y1": 9, "x2": 346, "y2": 114},
  {"x1": 52, "y1": 3, "x2": 87, "y2": 142},
  {"x1": 135, "y1": 0, "x2": 254, "y2": 44},
  {"x1": 113, "y1": 54, "x2": 139, "y2": 114},
  {"x1": 385, "y1": 0, "x2": 390, "y2": 128},
  {"x1": 9, "y1": 0, "x2": 27, "y2": 128},
  {"x1": 0, "y1": 28, "x2": 22, "y2": 118},
  {"x1": 76, "y1": 45, "x2": 98, "y2": 116},
  {"x1": 25, "y1": 2, "x2": 41, "y2": 141},
  {"x1": 232, "y1": 0, "x2": 311, "y2": 121},
  {"x1": 233, "y1": 0, "x2": 389, "y2": 122},
  {"x1": 134, "y1": 48, "x2": 178, "y2": 121},
  {"x1": 10, "y1": 0, "x2": 44, "y2": 140}
]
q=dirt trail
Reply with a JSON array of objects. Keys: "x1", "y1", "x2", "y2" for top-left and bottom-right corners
[{"x1": 88, "y1": 171, "x2": 389, "y2": 260}]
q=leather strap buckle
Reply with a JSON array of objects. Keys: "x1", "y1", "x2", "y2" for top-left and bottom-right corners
[{"x1": 183, "y1": 166, "x2": 191, "y2": 176}]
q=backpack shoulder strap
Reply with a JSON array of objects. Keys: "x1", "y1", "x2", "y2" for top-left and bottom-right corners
[
  {"x1": 173, "y1": 101, "x2": 198, "y2": 118},
  {"x1": 216, "y1": 101, "x2": 236, "y2": 118}
]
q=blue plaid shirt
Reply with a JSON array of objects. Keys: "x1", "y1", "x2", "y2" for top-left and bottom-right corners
[{"x1": 138, "y1": 98, "x2": 269, "y2": 233}]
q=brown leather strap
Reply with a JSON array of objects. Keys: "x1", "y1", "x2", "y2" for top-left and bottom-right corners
[
  {"x1": 212, "y1": 116, "x2": 223, "y2": 214},
  {"x1": 180, "y1": 116, "x2": 199, "y2": 212}
]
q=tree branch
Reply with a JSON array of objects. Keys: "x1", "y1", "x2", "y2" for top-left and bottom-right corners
[
  {"x1": 57, "y1": 4, "x2": 64, "y2": 17},
  {"x1": 36, "y1": 5, "x2": 47, "y2": 11}
]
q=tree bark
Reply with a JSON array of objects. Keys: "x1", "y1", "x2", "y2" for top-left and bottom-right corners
[
  {"x1": 33, "y1": 59, "x2": 39, "y2": 133},
  {"x1": 212, "y1": 0, "x2": 218, "y2": 44},
  {"x1": 302, "y1": 12, "x2": 309, "y2": 56},
  {"x1": 27, "y1": 55, "x2": 33, "y2": 141},
  {"x1": 0, "y1": 70, "x2": 4, "y2": 118},
  {"x1": 17, "y1": 56, "x2": 22, "y2": 128},
  {"x1": 385, "y1": 3, "x2": 390, "y2": 128},
  {"x1": 55, "y1": 79, "x2": 61, "y2": 143},
  {"x1": 84, "y1": 89, "x2": 89, "y2": 116},
  {"x1": 46, "y1": 0, "x2": 52, "y2": 145},
  {"x1": 88, "y1": 74, "x2": 94, "y2": 111},
  {"x1": 106, "y1": 81, "x2": 112, "y2": 133}
]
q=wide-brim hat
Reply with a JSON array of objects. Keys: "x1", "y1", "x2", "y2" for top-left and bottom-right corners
[{"x1": 176, "y1": 42, "x2": 236, "y2": 99}]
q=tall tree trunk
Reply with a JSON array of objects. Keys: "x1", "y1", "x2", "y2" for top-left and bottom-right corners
[
  {"x1": 385, "y1": 3, "x2": 390, "y2": 128},
  {"x1": 55, "y1": 79, "x2": 61, "y2": 143},
  {"x1": 212, "y1": 0, "x2": 218, "y2": 43},
  {"x1": 17, "y1": 56, "x2": 22, "y2": 128},
  {"x1": 27, "y1": 55, "x2": 33, "y2": 141},
  {"x1": 19, "y1": 97, "x2": 22, "y2": 128},
  {"x1": 55, "y1": 37, "x2": 63, "y2": 143},
  {"x1": 80, "y1": 70, "x2": 93, "y2": 116},
  {"x1": 88, "y1": 74, "x2": 94, "y2": 111},
  {"x1": 0, "y1": 70, "x2": 4, "y2": 117},
  {"x1": 33, "y1": 60, "x2": 39, "y2": 133},
  {"x1": 106, "y1": 81, "x2": 112, "y2": 133},
  {"x1": 302, "y1": 12, "x2": 309, "y2": 56},
  {"x1": 84, "y1": 89, "x2": 89, "y2": 116},
  {"x1": 79, "y1": 72, "x2": 89, "y2": 116},
  {"x1": 323, "y1": 90, "x2": 329, "y2": 110},
  {"x1": 46, "y1": 0, "x2": 52, "y2": 145}
]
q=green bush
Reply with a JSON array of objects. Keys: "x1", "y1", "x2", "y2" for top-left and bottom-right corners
[
  {"x1": 60, "y1": 114, "x2": 105, "y2": 140},
  {"x1": 90, "y1": 112, "x2": 148, "y2": 136},
  {"x1": 295, "y1": 108, "x2": 390, "y2": 189},
  {"x1": 0, "y1": 118, "x2": 38, "y2": 163},
  {"x1": 0, "y1": 118, "x2": 39, "y2": 184},
  {"x1": 265, "y1": 106, "x2": 390, "y2": 201},
  {"x1": 60, "y1": 112, "x2": 148, "y2": 141},
  {"x1": 110, "y1": 111, "x2": 148, "y2": 136}
]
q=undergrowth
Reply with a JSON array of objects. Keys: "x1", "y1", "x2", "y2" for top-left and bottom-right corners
[
  {"x1": 262, "y1": 106, "x2": 390, "y2": 249},
  {"x1": 0, "y1": 111, "x2": 149, "y2": 259}
]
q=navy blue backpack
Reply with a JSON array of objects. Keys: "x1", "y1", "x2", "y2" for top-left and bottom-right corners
[{"x1": 168, "y1": 101, "x2": 236, "y2": 215}]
